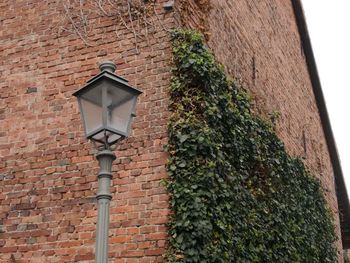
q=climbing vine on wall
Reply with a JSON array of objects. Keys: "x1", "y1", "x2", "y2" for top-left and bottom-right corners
[{"x1": 165, "y1": 30, "x2": 337, "y2": 262}]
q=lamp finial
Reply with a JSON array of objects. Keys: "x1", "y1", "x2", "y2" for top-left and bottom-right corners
[{"x1": 99, "y1": 61, "x2": 116, "y2": 73}]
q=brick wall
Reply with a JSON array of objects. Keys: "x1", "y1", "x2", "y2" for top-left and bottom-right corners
[
  {"x1": 0, "y1": 0, "x2": 173, "y2": 262},
  {"x1": 0, "y1": 0, "x2": 344, "y2": 262},
  {"x1": 175, "y1": 0, "x2": 343, "y2": 259}
]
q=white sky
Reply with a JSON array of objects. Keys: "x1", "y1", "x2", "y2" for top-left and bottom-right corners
[{"x1": 301, "y1": 1, "x2": 350, "y2": 194}]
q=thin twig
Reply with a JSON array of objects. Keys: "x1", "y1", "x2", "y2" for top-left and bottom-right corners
[
  {"x1": 79, "y1": 0, "x2": 88, "y2": 35},
  {"x1": 127, "y1": 0, "x2": 139, "y2": 53},
  {"x1": 153, "y1": 1, "x2": 171, "y2": 33},
  {"x1": 97, "y1": 0, "x2": 112, "y2": 17},
  {"x1": 63, "y1": 2, "x2": 94, "y2": 46},
  {"x1": 114, "y1": 20, "x2": 124, "y2": 38}
]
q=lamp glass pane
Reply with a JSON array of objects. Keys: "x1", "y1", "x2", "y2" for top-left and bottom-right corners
[
  {"x1": 91, "y1": 129, "x2": 121, "y2": 143},
  {"x1": 106, "y1": 132, "x2": 122, "y2": 144},
  {"x1": 79, "y1": 86, "x2": 103, "y2": 135},
  {"x1": 106, "y1": 85, "x2": 136, "y2": 135}
]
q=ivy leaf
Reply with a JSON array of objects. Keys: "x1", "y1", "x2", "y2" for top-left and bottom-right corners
[
  {"x1": 180, "y1": 134, "x2": 190, "y2": 143},
  {"x1": 178, "y1": 161, "x2": 186, "y2": 168}
]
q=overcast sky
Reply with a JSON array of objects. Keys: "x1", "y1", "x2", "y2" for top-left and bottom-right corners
[{"x1": 301, "y1": 1, "x2": 350, "y2": 194}]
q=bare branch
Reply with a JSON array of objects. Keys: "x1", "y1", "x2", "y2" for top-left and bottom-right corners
[
  {"x1": 62, "y1": 2, "x2": 94, "y2": 46},
  {"x1": 127, "y1": 0, "x2": 139, "y2": 53},
  {"x1": 59, "y1": 0, "x2": 171, "y2": 49}
]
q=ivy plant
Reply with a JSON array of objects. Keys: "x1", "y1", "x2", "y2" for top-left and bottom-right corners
[{"x1": 165, "y1": 30, "x2": 337, "y2": 263}]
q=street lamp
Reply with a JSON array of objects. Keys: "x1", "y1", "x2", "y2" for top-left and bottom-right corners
[{"x1": 73, "y1": 61, "x2": 142, "y2": 263}]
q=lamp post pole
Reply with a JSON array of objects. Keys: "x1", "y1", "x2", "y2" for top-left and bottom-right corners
[
  {"x1": 95, "y1": 149, "x2": 116, "y2": 263},
  {"x1": 73, "y1": 61, "x2": 142, "y2": 263}
]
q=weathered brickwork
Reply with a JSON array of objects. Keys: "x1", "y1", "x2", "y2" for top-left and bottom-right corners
[
  {"x1": 0, "y1": 0, "x2": 173, "y2": 262},
  {"x1": 175, "y1": 0, "x2": 343, "y2": 259},
  {"x1": 0, "y1": 0, "x2": 344, "y2": 262}
]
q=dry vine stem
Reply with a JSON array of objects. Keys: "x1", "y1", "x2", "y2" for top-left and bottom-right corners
[
  {"x1": 59, "y1": 0, "x2": 171, "y2": 52},
  {"x1": 60, "y1": 0, "x2": 92, "y2": 46}
]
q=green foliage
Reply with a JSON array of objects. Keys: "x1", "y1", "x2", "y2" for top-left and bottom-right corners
[{"x1": 165, "y1": 30, "x2": 337, "y2": 263}]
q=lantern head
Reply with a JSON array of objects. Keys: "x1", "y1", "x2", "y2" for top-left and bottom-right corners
[{"x1": 73, "y1": 61, "x2": 142, "y2": 148}]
